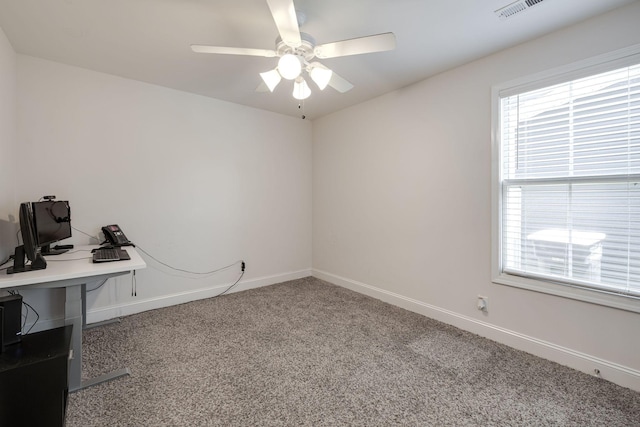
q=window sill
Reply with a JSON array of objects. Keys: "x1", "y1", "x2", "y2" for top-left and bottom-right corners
[{"x1": 493, "y1": 272, "x2": 640, "y2": 314}]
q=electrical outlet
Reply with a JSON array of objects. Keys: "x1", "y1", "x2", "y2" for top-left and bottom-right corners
[{"x1": 477, "y1": 295, "x2": 488, "y2": 311}]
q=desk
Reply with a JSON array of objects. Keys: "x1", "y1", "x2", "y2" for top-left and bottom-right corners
[{"x1": 0, "y1": 245, "x2": 146, "y2": 391}]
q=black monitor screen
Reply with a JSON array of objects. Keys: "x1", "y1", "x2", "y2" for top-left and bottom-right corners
[
  {"x1": 7, "y1": 202, "x2": 47, "y2": 273},
  {"x1": 32, "y1": 200, "x2": 72, "y2": 255}
]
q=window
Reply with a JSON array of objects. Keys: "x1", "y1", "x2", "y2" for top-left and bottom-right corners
[{"x1": 492, "y1": 46, "x2": 640, "y2": 312}]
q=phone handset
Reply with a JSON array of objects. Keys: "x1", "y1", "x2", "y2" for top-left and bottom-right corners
[{"x1": 101, "y1": 224, "x2": 133, "y2": 246}]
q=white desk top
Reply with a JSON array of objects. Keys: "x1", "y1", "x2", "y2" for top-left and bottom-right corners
[{"x1": 0, "y1": 245, "x2": 146, "y2": 290}]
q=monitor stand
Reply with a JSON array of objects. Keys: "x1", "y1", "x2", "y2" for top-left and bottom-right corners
[
  {"x1": 40, "y1": 244, "x2": 69, "y2": 256},
  {"x1": 7, "y1": 245, "x2": 47, "y2": 274}
]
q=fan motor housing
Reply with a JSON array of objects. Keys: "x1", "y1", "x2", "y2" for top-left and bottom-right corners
[{"x1": 276, "y1": 32, "x2": 316, "y2": 61}]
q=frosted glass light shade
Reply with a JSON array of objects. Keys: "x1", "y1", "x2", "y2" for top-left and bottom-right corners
[
  {"x1": 260, "y1": 69, "x2": 281, "y2": 92},
  {"x1": 278, "y1": 54, "x2": 302, "y2": 80},
  {"x1": 309, "y1": 66, "x2": 333, "y2": 90},
  {"x1": 293, "y1": 77, "x2": 311, "y2": 100}
]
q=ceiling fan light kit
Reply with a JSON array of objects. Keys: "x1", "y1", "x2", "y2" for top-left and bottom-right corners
[
  {"x1": 259, "y1": 69, "x2": 282, "y2": 92},
  {"x1": 277, "y1": 53, "x2": 302, "y2": 80},
  {"x1": 309, "y1": 66, "x2": 332, "y2": 90},
  {"x1": 191, "y1": 0, "x2": 396, "y2": 104},
  {"x1": 293, "y1": 77, "x2": 311, "y2": 100}
]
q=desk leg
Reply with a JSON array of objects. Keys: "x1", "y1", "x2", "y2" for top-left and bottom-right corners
[
  {"x1": 82, "y1": 282, "x2": 122, "y2": 330},
  {"x1": 65, "y1": 284, "x2": 83, "y2": 392},
  {"x1": 84, "y1": 318, "x2": 122, "y2": 330},
  {"x1": 66, "y1": 283, "x2": 131, "y2": 392}
]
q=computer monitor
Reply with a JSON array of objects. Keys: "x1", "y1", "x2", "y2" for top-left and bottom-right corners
[
  {"x1": 31, "y1": 200, "x2": 72, "y2": 255},
  {"x1": 7, "y1": 202, "x2": 47, "y2": 274}
]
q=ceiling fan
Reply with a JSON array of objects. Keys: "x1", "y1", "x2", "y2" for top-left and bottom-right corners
[{"x1": 190, "y1": 0, "x2": 396, "y2": 101}]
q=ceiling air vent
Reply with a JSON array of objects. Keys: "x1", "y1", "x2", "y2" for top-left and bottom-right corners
[{"x1": 495, "y1": 0, "x2": 547, "y2": 20}]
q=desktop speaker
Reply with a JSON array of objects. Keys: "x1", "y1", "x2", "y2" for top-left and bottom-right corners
[{"x1": 0, "y1": 294, "x2": 22, "y2": 348}]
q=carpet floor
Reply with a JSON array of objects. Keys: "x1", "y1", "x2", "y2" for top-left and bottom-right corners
[{"x1": 66, "y1": 277, "x2": 640, "y2": 426}]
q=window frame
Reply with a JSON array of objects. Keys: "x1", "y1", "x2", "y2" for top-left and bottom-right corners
[{"x1": 491, "y1": 44, "x2": 640, "y2": 313}]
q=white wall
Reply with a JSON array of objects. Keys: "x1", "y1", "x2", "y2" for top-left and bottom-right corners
[
  {"x1": 0, "y1": 25, "x2": 16, "y2": 263},
  {"x1": 4, "y1": 1, "x2": 640, "y2": 393},
  {"x1": 15, "y1": 56, "x2": 312, "y2": 325},
  {"x1": 312, "y1": 2, "x2": 640, "y2": 391}
]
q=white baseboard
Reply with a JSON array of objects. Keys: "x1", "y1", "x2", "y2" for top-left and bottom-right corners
[
  {"x1": 86, "y1": 268, "x2": 312, "y2": 324},
  {"x1": 312, "y1": 269, "x2": 640, "y2": 393}
]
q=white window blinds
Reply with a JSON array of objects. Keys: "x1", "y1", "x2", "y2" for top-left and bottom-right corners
[{"x1": 499, "y1": 63, "x2": 640, "y2": 298}]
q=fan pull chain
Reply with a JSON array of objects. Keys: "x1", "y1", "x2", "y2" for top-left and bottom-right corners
[{"x1": 298, "y1": 99, "x2": 306, "y2": 120}]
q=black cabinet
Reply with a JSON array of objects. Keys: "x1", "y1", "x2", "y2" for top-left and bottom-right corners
[{"x1": 0, "y1": 325, "x2": 72, "y2": 427}]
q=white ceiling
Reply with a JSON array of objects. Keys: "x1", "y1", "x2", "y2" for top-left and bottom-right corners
[{"x1": 0, "y1": 0, "x2": 636, "y2": 120}]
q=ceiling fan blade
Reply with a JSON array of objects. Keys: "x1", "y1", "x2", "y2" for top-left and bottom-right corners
[
  {"x1": 191, "y1": 45, "x2": 277, "y2": 57},
  {"x1": 266, "y1": 0, "x2": 302, "y2": 47},
  {"x1": 328, "y1": 72, "x2": 354, "y2": 93},
  {"x1": 314, "y1": 32, "x2": 396, "y2": 59}
]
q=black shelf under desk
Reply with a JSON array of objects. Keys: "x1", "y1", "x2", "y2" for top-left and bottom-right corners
[{"x1": 0, "y1": 325, "x2": 73, "y2": 427}]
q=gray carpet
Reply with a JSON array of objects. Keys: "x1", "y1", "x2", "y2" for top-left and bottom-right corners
[{"x1": 66, "y1": 277, "x2": 640, "y2": 426}]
